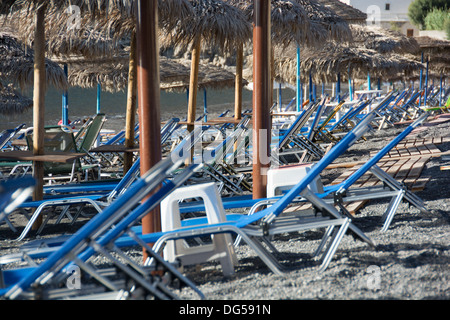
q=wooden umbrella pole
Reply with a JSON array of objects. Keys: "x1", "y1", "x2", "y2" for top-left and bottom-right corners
[
  {"x1": 124, "y1": 31, "x2": 137, "y2": 174},
  {"x1": 136, "y1": 0, "x2": 162, "y2": 256},
  {"x1": 186, "y1": 36, "x2": 201, "y2": 164},
  {"x1": 187, "y1": 36, "x2": 202, "y2": 132},
  {"x1": 252, "y1": 0, "x2": 271, "y2": 200},
  {"x1": 235, "y1": 43, "x2": 243, "y2": 121},
  {"x1": 32, "y1": 3, "x2": 47, "y2": 230}
]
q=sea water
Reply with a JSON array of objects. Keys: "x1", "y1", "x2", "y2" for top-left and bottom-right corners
[{"x1": 0, "y1": 86, "x2": 265, "y2": 133}]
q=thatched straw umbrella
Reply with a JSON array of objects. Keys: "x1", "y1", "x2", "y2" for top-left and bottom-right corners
[
  {"x1": 316, "y1": 0, "x2": 367, "y2": 25},
  {"x1": 233, "y1": 0, "x2": 353, "y2": 106},
  {"x1": 6, "y1": 0, "x2": 193, "y2": 59},
  {"x1": 414, "y1": 36, "x2": 450, "y2": 90},
  {"x1": 296, "y1": 0, "x2": 352, "y2": 42},
  {"x1": 409, "y1": 49, "x2": 450, "y2": 106},
  {"x1": 415, "y1": 36, "x2": 450, "y2": 56},
  {"x1": 67, "y1": 56, "x2": 194, "y2": 93},
  {"x1": 219, "y1": 0, "x2": 318, "y2": 119},
  {"x1": 0, "y1": 81, "x2": 33, "y2": 115},
  {"x1": 347, "y1": 24, "x2": 422, "y2": 93},
  {"x1": 272, "y1": 42, "x2": 423, "y2": 88},
  {"x1": 0, "y1": 32, "x2": 68, "y2": 91},
  {"x1": 291, "y1": 0, "x2": 353, "y2": 107},
  {"x1": 219, "y1": 0, "x2": 315, "y2": 118},
  {"x1": 296, "y1": 0, "x2": 354, "y2": 96},
  {"x1": 161, "y1": 59, "x2": 241, "y2": 92},
  {"x1": 5, "y1": 0, "x2": 193, "y2": 176},
  {"x1": 351, "y1": 24, "x2": 420, "y2": 55},
  {"x1": 230, "y1": 0, "x2": 316, "y2": 47},
  {"x1": 161, "y1": 0, "x2": 252, "y2": 133},
  {"x1": 76, "y1": 0, "x2": 192, "y2": 173}
]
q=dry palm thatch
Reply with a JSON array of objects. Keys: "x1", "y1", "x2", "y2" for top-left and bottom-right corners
[
  {"x1": 67, "y1": 61, "x2": 129, "y2": 93},
  {"x1": 0, "y1": 81, "x2": 32, "y2": 115},
  {"x1": 415, "y1": 36, "x2": 450, "y2": 56},
  {"x1": 387, "y1": 53, "x2": 425, "y2": 77},
  {"x1": 0, "y1": 32, "x2": 68, "y2": 90},
  {"x1": 3, "y1": 7, "x2": 127, "y2": 60},
  {"x1": 3, "y1": 0, "x2": 193, "y2": 58},
  {"x1": 197, "y1": 62, "x2": 246, "y2": 90},
  {"x1": 350, "y1": 24, "x2": 420, "y2": 55},
  {"x1": 67, "y1": 56, "x2": 193, "y2": 93},
  {"x1": 3, "y1": 0, "x2": 191, "y2": 18},
  {"x1": 272, "y1": 42, "x2": 422, "y2": 84},
  {"x1": 295, "y1": 0, "x2": 353, "y2": 42},
  {"x1": 162, "y1": 0, "x2": 252, "y2": 53},
  {"x1": 410, "y1": 53, "x2": 450, "y2": 75},
  {"x1": 387, "y1": 70, "x2": 447, "y2": 83},
  {"x1": 316, "y1": 0, "x2": 366, "y2": 25},
  {"x1": 229, "y1": 0, "x2": 321, "y2": 48},
  {"x1": 161, "y1": 59, "x2": 242, "y2": 92},
  {"x1": 54, "y1": 0, "x2": 194, "y2": 42}
]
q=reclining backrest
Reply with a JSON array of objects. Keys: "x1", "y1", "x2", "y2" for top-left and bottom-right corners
[{"x1": 337, "y1": 112, "x2": 429, "y2": 192}]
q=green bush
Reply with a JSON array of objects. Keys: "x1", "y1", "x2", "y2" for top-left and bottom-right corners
[
  {"x1": 408, "y1": 0, "x2": 449, "y2": 29},
  {"x1": 445, "y1": 19, "x2": 450, "y2": 39},
  {"x1": 424, "y1": 8, "x2": 450, "y2": 30}
]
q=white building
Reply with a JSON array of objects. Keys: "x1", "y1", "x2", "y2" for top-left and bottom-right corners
[{"x1": 339, "y1": 0, "x2": 420, "y2": 36}]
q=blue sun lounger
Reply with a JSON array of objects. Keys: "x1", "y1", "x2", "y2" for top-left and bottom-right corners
[
  {"x1": 7, "y1": 108, "x2": 430, "y2": 274},
  {"x1": 11, "y1": 125, "x2": 204, "y2": 241},
  {"x1": 135, "y1": 111, "x2": 378, "y2": 274},
  {"x1": 322, "y1": 112, "x2": 430, "y2": 231},
  {"x1": 13, "y1": 157, "x2": 142, "y2": 241},
  {"x1": 0, "y1": 111, "x2": 377, "y2": 295},
  {"x1": 216, "y1": 111, "x2": 430, "y2": 231},
  {"x1": 0, "y1": 123, "x2": 26, "y2": 150},
  {"x1": 0, "y1": 177, "x2": 35, "y2": 232},
  {"x1": 182, "y1": 111, "x2": 430, "y2": 232},
  {"x1": 103, "y1": 111, "x2": 379, "y2": 275},
  {"x1": 1, "y1": 146, "x2": 205, "y2": 299}
]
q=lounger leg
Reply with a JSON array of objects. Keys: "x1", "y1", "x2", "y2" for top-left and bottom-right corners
[
  {"x1": 55, "y1": 206, "x2": 72, "y2": 224},
  {"x1": 36, "y1": 210, "x2": 54, "y2": 235},
  {"x1": 15, "y1": 207, "x2": 45, "y2": 241},
  {"x1": 381, "y1": 190, "x2": 405, "y2": 232},
  {"x1": 313, "y1": 225, "x2": 335, "y2": 258},
  {"x1": 318, "y1": 218, "x2": 350, "y2": 272},
  {"x1": 3, "y1": 217, "x2": 17, "y2": 233},
  {"x1": 211, "y1": 234, "x2": 237, "y2": 276},
  {"x1": 370, "y1": 165, "x2": 429, "y2": 214},
  {"x1": 301, "y1": 190, "x2": 375, "y2": 247},
  {"x1": 244, "y1": 235, "x2": 286, "y2": 275}
]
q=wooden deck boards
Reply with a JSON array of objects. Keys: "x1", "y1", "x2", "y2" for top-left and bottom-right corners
[{"x1": 284, "y1": 135, "x2": 448, "y2": 215}]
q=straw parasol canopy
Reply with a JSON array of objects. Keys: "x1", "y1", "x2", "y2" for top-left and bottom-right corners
[
  {"x1": 415, "y1": 36, "x2": 450, "y2": 56},
  {"x1": 160, "y1": 59, "x2": 247, "y2": 92},
  {"x1": 228, "y1": 0, "x2": 321, "y2": 48},
  {"x1": 162, "y1": 0, "x2": 252, "y2": 53},
  {"x1": 3, "y1": 7, "x2": 127, "y2": 60},
  {"x1": 3, "y1": 0, "x2": 194, "y2": 59},
  {"x1": 387, "y1": 70, "x2": 447, "y2": 83},
  {"x1": 350, "y1": 24, "x2": 420, "y2": 55},
  {"x1": 295, "y1": 0, "x2": 353, "y2": 42},
  {"x1": 408, "y1": 52, "x2": 450, "y2": 75},
  {"x1": 272, "y1": 42, "x2": 423, "y2": 85},
  {"x1": 0, "y1": 31, "x2": 68, "y2": 90},
  {"x1": 0, "y1": 81, "x2": 32, "y2": 115},
  {"x1": 316, "y1": 0, "x2": 367, "y2": 25},
  {"x1": 67, "y1": 61, "x2": 129, "y2": 93},
  {"x1": 67, "y1": 56, "x2": 194, "y2": 93}
]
